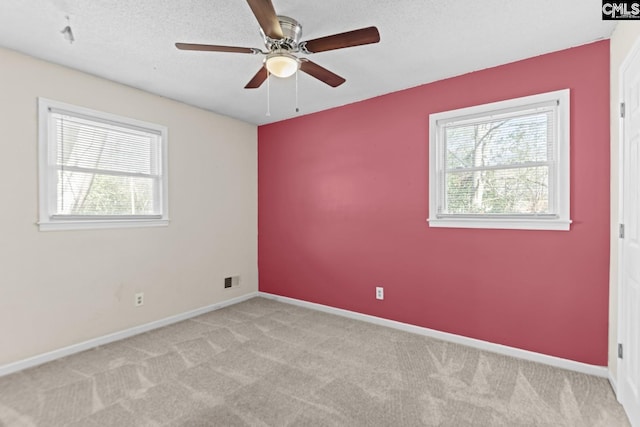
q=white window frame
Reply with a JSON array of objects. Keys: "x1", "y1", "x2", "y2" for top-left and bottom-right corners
[
  {"x1": 428, "y1": 89, "x2": 571, "y2": 231},
  {"x1": 38, "y1": 98, "x2": 169, "y2": 231}
]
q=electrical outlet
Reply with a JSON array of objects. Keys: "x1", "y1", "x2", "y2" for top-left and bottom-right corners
[
  {"x1": 134, "y1": 292, "x2": 144, "y2": 307},
  {"x1": 376, "y1": 287, "x2": 384, "y2": 300}
]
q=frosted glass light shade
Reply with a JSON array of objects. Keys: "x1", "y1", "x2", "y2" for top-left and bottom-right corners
[{"x1": 265, "y1": 53, "x2": 299, "y2": 78}]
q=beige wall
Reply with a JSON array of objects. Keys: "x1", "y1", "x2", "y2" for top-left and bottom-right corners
[
  {"x1": 609, "y1": 23, "x2": 640, "y2": 379},
  {"x1": 0, "y1": 47, "x2": 257, "y2": 366}
]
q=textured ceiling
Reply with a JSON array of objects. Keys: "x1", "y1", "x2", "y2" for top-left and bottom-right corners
[{"x1": 0, "y1": 1, "x2": 616, "y2": 125}]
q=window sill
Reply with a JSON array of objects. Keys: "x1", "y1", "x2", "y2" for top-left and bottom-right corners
[
  {"x1": 38, "y1": 218, "x2": 169, "y2": 231},
  {"x1": 427, "y1": 217, "x2": 571, "y2": 231}
]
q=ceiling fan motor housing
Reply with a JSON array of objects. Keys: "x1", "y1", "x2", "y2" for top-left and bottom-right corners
[{"x1": 263, "y1": 16, "x2": 302, "y2": 51}]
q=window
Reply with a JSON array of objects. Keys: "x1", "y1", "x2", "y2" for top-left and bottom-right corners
[
  {"x1": 38, "y1": 98, "x2": 169, "y2": 231},
  {"x1": 428, "y1": 89, "x2": 570, "y2": 230}
]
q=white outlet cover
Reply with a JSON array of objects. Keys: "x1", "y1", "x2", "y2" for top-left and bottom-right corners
[{"x1": 134, "y1": 292, "x2": 144, "y2": 306}]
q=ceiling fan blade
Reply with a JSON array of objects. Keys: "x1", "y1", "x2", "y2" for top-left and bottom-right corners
[
  {"x1": 246, "y1": 0, "x2": 283, "y2": 40},
  {"x1": 300, "y1": 60, "x2": 345, "y2": 87},
  {"x1": 175, "y1": 43, "x2": 257, "y2": 54},
  {"x1": 245, "y1": 66, "x2": 269, "y2": 89},
  {"x1": 302, "y1": 26, "x2": 380, "y2": 53}
]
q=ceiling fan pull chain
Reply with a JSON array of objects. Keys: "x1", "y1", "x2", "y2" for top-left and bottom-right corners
[
  {"x1": 266, "y1": 70, "x2": 271, "y2": 116},
  {"x1": 295, "y1": 68, "x2": 299, "y2": 113}
]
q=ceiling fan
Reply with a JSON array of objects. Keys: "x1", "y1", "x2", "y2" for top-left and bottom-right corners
[{"x1": 175, "y1": 0, "x2": 380, "y2": 89}]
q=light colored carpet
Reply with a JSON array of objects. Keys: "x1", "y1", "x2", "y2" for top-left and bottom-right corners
[{"x1": 0, "y1": 297, "x2": 629, "y2": 426}]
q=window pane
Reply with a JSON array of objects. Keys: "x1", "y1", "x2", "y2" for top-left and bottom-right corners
[
  {"x1": 445, "y1": 166, "x2": 549, "y2": 215},
  {"x1": 57, "y1": 170, "x2": 156, "y2": 216},
  {"x1": 445, "y1": 111, "x2": 552, "y2": 170}
]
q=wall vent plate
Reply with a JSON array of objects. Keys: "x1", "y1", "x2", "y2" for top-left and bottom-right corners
[{"x1": 224, "y1": 276, "x2": 240, "y2": 289}]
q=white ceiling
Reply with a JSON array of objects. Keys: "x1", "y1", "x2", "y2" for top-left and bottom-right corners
[{"x1": 0, "y1": 1, "x2": 616, "y2": 125}]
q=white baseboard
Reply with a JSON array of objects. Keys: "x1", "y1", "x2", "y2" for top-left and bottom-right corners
[
  {"x1": 608, "y1": 370, "x2": 618, "y2": 396},
  {"x1": 259, "y1": 292, "x2": 609, "y2": 379},
  {"x1": 0, "y1": 292, "x2": 258, "y2": 378},
  {"x1": 1, "y1": 291, "x2": 610, "y2": 380}
]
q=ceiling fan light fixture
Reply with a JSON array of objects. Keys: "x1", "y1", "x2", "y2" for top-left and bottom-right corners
[{"x1": 265, "y1": 52, "x2": 299, "y2": 78}]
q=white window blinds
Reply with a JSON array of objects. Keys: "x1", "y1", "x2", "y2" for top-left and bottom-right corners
[{"x1": 51, "y1": 111, "x2": 162, "y2": 217}]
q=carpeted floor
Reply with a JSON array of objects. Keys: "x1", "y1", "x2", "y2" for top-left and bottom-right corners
[{"x1": 0, "y1": 297, "x2": 630, "y2": 426}]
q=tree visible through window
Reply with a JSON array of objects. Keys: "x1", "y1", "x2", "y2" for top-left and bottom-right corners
[
  {"x1": 428, "y1": 90, "x2": 570, "y2": 230},
  {"x1": 445, "y1": 111, "x2": 551, "y2": 215}
]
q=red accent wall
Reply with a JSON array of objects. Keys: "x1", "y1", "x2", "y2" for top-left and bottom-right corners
[{"x1": 258, "y1": 41, "x2": 610, "y2": 365}]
